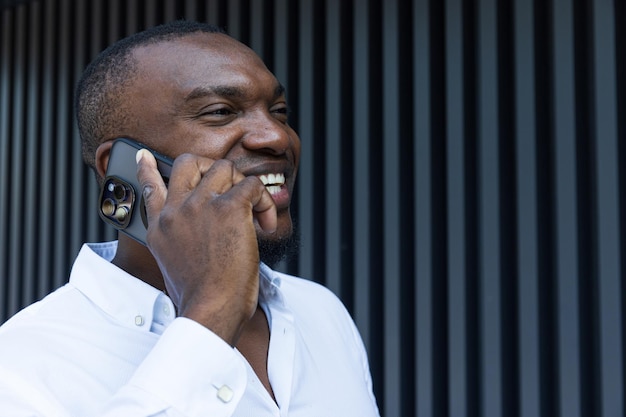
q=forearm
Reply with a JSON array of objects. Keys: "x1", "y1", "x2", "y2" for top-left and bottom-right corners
[{"x1": 0, "y1": 318, "x2": 247, "y2": 417}]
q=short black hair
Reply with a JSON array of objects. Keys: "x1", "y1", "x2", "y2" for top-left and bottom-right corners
[{"x1": 74, "y1": 20, "x2": 226, "y2": 177}]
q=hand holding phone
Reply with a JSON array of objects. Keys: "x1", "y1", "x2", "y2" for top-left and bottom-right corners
[
  {"x1": 101, "y1": 138, "x2": 277, "y2": 344},
  {"x1": 135, "y1": 147, "x2": 278, "y2": 344},
  {"x1": 98, "y1": 138, "x2": 173, "y2": 245}
]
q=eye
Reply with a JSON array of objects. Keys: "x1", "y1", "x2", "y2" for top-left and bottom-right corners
[
  {"x1": 271, "y1": 105, "x2": 291, "y2": 123},
  {"x1": 202, "y1": 107, "x2": 234, "y2": 116},
  {"x1": 195, "y1": 105, "x2": 238, "y2": 124}
]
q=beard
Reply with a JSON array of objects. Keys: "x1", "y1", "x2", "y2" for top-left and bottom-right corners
[{"x1": 258, "y1": 222, "x2": 300, "y2": 268}]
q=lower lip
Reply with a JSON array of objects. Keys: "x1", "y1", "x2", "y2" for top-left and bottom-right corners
[{"x1": 268, "y1": 185, "x2": 290, "y2": 208}]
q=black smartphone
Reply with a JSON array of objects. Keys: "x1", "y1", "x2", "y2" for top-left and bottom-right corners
[{"x1": 98, "y1": 138, "x2": 173, "y2": 245}]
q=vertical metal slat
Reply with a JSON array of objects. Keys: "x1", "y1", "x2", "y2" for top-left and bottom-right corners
[
  {"x1": 591, "y1": 1, "x2": 623, "y2": 416},
  {"x1": 22, "y1": 1, "x2": 41, "y2": 306},
  {"x1": 552, "y1": 0, "x2": 582, "y2": 415},
  {"x1": 0, "y1": 8, "x2": 13, "y2": 318},
  {"x1": 7, "y1": 5, "x2": 27, "y2": 317},
  {"x1": 445, "y1": 0, "x2": 468, "y2": 415},
  {"x1": 513, "y1": 0, "x2": 540, "y2": 416},
  {"x1": 478, "y1": 0, "x2": 502, "y2": 415},
  {"x1": 382, "y1": 0, "x2": 401, "y2": 414},
  {"x1": 414, "y1": 0, "x2": 433, "y2": 415},
  {"x1": 37, "y1": 0, "x2": 56, "y2": 297},
  {"x1": 324, "y1": 0, "x2": 342, "y2": 296}
]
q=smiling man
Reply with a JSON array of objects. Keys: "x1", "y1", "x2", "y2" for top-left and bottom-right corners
[{"x1": 0, "y1": 20, "x2": 380, "y2": 416}]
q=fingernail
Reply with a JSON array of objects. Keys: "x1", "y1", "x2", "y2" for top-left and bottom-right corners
[{"x1": 136, "y1": 149, "x2": 148, "y2": 164}]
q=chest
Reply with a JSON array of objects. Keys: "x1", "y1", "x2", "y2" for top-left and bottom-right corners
[{"x1": 234, "y1": 305, "x2": 378, "y2": 416}]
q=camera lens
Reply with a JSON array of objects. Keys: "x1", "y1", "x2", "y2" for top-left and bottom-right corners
[
  {"x1": 113, "y1": 184, "x2": 127, "y2": 201},
  {"x1": 114, "y1": 206, "x2": 129, "y2": 222},
  {"x1": 101, "y1": 198, "x2": 116, "y2": 216}
]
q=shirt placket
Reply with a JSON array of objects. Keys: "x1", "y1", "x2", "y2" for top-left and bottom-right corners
[{"x1": 266, "y1": 301, "x2": 295, "y2": 417}]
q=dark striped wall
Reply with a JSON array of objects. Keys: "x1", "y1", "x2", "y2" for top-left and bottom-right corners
[{"x1": 1, "y1": 0, "x2": 624, "y2": 416}]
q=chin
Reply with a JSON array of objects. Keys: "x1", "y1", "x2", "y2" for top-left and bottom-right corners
[{"x1": 257, "y1": 222, "x2": 299, "y2": 268}]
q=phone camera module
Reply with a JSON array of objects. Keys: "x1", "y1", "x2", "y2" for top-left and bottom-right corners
[{"x1": 99, "y1": 176, "x2": 135, "y2": 229}]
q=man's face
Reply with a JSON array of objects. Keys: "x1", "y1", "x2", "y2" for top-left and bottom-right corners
[{"x1": 114, "y1": 33, "x2": 301, "y2": 257}]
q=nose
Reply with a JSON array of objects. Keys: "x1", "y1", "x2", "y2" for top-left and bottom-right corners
[{"x1": 241, "y1": 113, "x2": 292, "y2": 155}]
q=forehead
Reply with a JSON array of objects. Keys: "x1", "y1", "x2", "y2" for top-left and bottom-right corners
[{"x1": 129, "y1": 33, "x2": 278, "y2": 96}]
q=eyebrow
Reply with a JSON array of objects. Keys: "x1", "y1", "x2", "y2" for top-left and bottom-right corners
[{"x1": 184, "y1": 84, "x2": 286, "y2": 102}]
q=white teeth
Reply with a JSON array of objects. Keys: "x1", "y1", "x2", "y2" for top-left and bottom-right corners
[
  {"x1": 265, "y1": 185, "x2": 282, "y2": 195},
  {"x1": 258, "y1": 173, "x2": 285, "y2": 196},
  {"x1": 258, "y1": 173, "x2": 285, "y2": 186}
]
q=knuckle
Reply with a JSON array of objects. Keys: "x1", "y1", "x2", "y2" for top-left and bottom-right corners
[
  {"x1": 141, "y1": 182, "x2": 166, "y2": 209},
  {"x1": 175, "y1": 153, "x2": 195, "y2": 165},
  {"x1": 210, "y1": 194, "x2": 237, "y2": 214},
  {"x1": 211, "y1": 159, "x2": 235, "y2": 172},
  {"x1": 156, "y1": 206, "x2": 178, "y2": 231}
]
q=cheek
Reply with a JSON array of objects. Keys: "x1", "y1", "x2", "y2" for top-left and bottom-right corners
[
  {"x1": 176, "y1": 125, "x2": 244, "y2": 160},
  {"x1": 146, "y1": 129, "x2": 238, "y2": 161}
]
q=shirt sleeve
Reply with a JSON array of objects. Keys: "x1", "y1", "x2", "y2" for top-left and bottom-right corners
[
  {"x1": 97, "y1": 317, "x2": 247, "y2": 417},
  {"x1": 347, "y1": 315, "x2": 380, "y2": 416}
]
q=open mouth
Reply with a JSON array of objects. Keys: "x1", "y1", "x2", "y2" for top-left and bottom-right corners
[{"x1": 258, "y1": 173, "x2": 285, "y2": 195}]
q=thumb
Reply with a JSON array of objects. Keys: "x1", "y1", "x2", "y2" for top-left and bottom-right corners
[{"x1": 136, "y1": 149, "x2": 167, "y2": 225}]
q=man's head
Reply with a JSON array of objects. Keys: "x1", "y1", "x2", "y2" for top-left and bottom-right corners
[
  {"x1": 75, "y1": 20, "x2": 301, "y2": 266},
  {"x1": 75, "y1": 21, "x2": 225, "y2": 175}
]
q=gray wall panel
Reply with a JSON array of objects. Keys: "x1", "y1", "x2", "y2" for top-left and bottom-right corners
[
  {"x1": 552, "y1": 0, "x2": 582, "y2": 416},
  {"x1": 8, "y1": 4, "x2": 26, "y2": 316},
  {"x1": 514, "y1": 1, "x2": 540, "y2": 416},
  {"x1": 353, "y1": 0, "x2": 374, "y2": 365},
  {"x1": 0, "y1": 9, "x2": 10, "y2": 312},
  {"x1": 592, "y1": 2, "x2": 623, "y2": 417},
  {"x1": 445, "y1": 0, "x2": 468, "y2": 414},
  {"x1": 477, "y1": 0, "x2": 502, "y2": 415},
  {"x1": 1, "y1": 0, "x2": 624, "y2": 416}
]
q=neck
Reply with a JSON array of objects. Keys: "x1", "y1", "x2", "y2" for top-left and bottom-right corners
[{"x1": 112, "y1": 234, "x2": 165, "y2": 291}]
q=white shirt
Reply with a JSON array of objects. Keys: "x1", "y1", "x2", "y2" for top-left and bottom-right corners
[{"x1": 0, "y1": 241, "x2": 380, "y2": 417}]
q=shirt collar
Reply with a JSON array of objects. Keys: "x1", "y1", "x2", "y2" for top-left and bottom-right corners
[
  {"x1": 69, "y1": 242, "x2": 174, "y2": 334},
  {"x1": 259, "y1": 262, "x2": 284, "y2": 306},
  {"x1": 69, "y1": 241, "x2": 284, "y2": 333}
]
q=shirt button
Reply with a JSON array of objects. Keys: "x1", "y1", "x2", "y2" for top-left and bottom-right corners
[
  {"x1": 163, "y1": 304, "x2": 170, "y2": 316},
  {"x1": 134, "y1": 315, "x2": 144, "y2": 326},
  {"x1": 216, "y1": 385, "x2": 234, "y2": 403}
]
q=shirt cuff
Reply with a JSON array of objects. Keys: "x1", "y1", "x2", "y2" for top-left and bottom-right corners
[{"x1": 121, "y1": 317, "x2": 247, "y2": 415}]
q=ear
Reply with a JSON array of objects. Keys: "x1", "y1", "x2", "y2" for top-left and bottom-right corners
[{"x1": 95, "y1": 140, "x2": 115, "y2": 179}]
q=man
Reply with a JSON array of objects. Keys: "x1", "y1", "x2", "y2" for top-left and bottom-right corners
[{"x1": 0, "y1": 20, "x2": 380, "y2": 416}]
